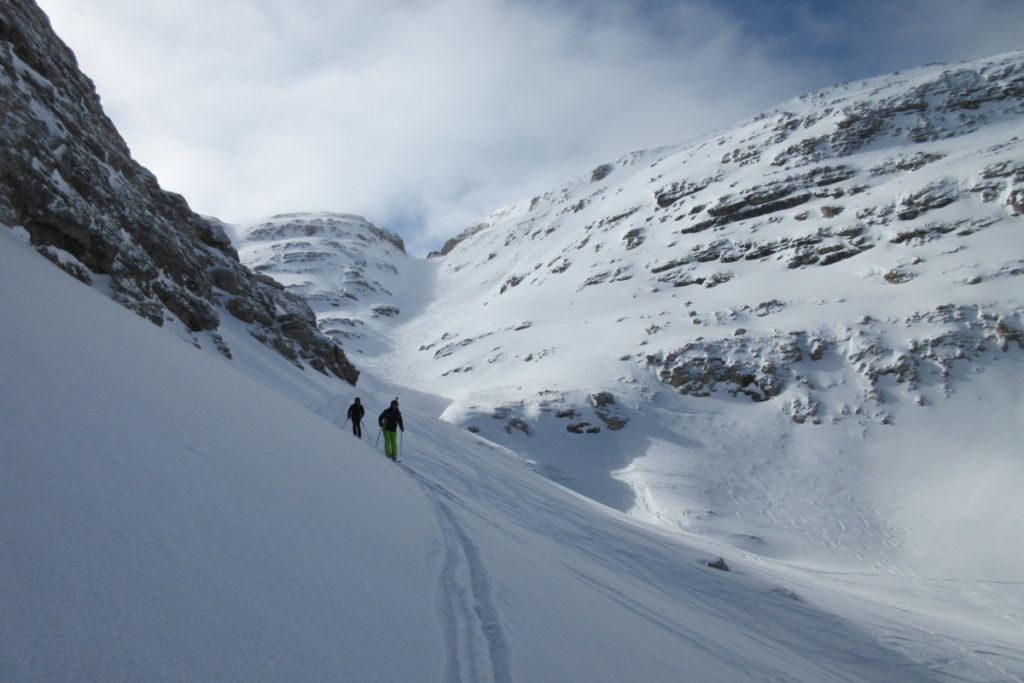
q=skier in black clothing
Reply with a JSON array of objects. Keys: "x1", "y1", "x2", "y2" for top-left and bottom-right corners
[
  {"x1": 347, "y1": 397, "x2": 365, "y2": 438},
  {"x1": 378, "y1": 400, "x2": 404, "y2": 460}
]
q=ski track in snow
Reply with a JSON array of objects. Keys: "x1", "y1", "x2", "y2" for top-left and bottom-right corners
[
  {"x1": 404, "y1": 464, "x2": 512, "y2": 683},
  {"x1": 390, "y1": 422, "x2": 980, "y2": 682}
]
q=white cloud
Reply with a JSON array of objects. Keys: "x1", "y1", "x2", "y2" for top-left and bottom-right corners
[{"x1": 35, "y1": 0, "x2": 1024, "y2": 255}]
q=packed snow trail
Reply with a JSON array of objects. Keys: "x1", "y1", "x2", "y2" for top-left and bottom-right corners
[{"x1": 405, "y1": 466, "x2": 512, "y2": 683}]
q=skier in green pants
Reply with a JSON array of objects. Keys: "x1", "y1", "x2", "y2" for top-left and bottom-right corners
[{"x1": 378, "y1": 400, "x2": 404, "y2": 461}]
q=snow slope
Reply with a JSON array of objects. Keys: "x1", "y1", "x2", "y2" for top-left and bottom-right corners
[
  {"x1": 6, "y1": 214, "x2": 1024, "y2": 681},
  {"x1": 234, "y1": 53, "x2": 1024, "y2": 584},
  {"x1": 220, "y1": 52, "x2": 1024, "y2": 681},
  {"x1": 0, "y1": 227, "x2": 443, "y2": 681}
]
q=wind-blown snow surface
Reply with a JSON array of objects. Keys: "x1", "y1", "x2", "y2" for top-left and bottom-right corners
[{"x1": 5, "y1": 217, "x2": 1024, "y2": 679}]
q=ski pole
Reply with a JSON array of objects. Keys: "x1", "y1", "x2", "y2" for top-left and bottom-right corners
[
  {"x1": 399, "y1": 430, "x2": 403, "y2": 457},
  {"x1": 375, "y1": 429, "x2": 381, "y2": 447}
]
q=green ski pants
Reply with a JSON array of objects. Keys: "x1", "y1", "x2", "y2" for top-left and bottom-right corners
[{"x1": 383, "y1": 429, "x2": 399, "y2": 459}]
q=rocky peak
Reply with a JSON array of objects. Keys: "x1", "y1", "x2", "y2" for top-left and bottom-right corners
[{"x1": 233, "y1": 213, "x2": 415, "y2": 358}]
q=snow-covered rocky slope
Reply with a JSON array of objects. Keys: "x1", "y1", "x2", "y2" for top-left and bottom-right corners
[
  {"x1": 234, "y1": 51, "x2": 1024, "y2": 578},
  {"x1": 231, "y1": 213, "x2": 414, "y2": 358},
  {"x1": 6, "y1": 212, "x2": 1024, "y2": 683},
  {"x1": 420, "y1": 50, "x2": 1024, "y2": 427}
]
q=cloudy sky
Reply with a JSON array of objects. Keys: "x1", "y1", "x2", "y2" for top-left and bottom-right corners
[{"x1": 37, "y1": 0, "x2": 1024, "y2": 255}]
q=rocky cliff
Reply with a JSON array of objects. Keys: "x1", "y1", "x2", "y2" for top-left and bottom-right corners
[{"x1": 0, "y1": 0, "x2": 358, "y2": 383}]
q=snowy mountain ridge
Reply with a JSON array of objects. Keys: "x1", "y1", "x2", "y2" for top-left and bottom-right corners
[
  {"x1": 418, "y1": 49, "x2": 1024, "y2": 421},
  {"x1": 242, "y1": 51, "x2": 1024, "y2": 427},
  {"x1": 235, "y1": 52, "x2": 1024, "y2": 550}
]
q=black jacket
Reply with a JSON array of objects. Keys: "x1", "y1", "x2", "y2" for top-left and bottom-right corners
[
  {"x1": 347, "y1": 402, "x2": 365, "y2": 422},
  {"x1": 378, "y1": 407, "x2": 404, "y2": 432}
]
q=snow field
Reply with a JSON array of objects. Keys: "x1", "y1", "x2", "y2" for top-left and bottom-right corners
[{"x1": 9, "y1": 222, "x2": 1024, "y2": 680}]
